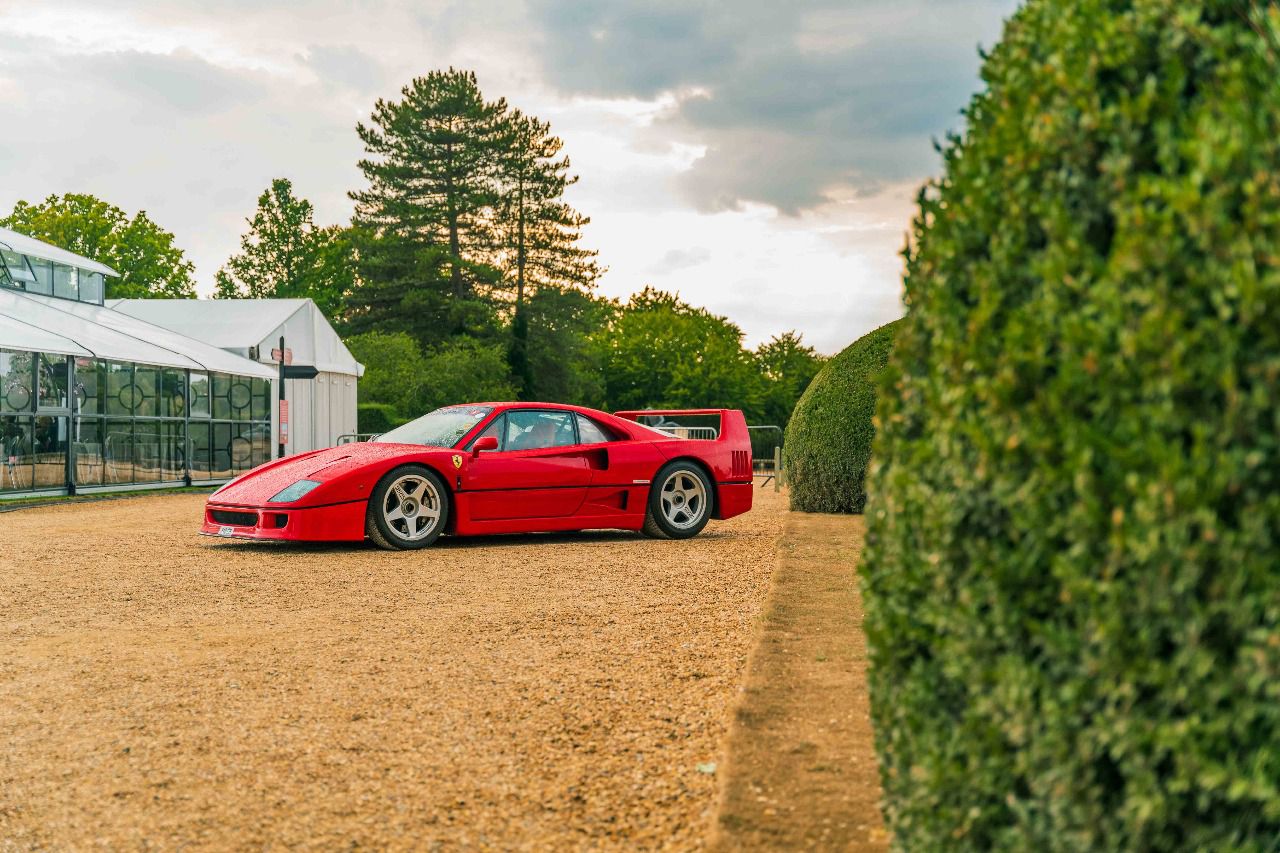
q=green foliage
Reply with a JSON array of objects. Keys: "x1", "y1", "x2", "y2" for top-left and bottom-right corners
[
  {"x1": 214, "y1": 178, "x2": 354, "y2": 320},
  {"x1": 783, "y1": 320, "x2": 896, "y2": 514},
  {"x1": 357, "y1": 403, "x2": 403, "y2": 435},
  {"x1": 597, "y1": 287, "x2": 761, "y2": 412},
  {"x1": 346, "y1": 331, "x2": 428, "y2": 417},
  {"x1": 754, "y1": 331, "x2": 826, "y2": 430},
  {"x1": 524, "y1": 285, "x2": 610, "y2": 407},
  {"x1": 349, "y1": 330, "x2": 517, "y2": 419},
  {"x1": 415, "y1": 338, "x2": 519, "y2": 412},
  {"x1": 1, "y1": 193, "x2": 196, "y2": 298},
  {"x1": 864, "y1": 3, "x2": 1280, "y2": 850}
]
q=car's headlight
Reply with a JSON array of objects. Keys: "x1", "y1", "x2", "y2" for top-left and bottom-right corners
[{"x1": 268, "y1": 479, "x2": 321, "y2": 503}]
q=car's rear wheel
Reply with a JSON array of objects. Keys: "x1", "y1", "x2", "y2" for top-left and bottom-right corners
[
  {"x1": 366, "y1": 465, "x2": 449, "y2": 550},
  {"x1": 642, "y1": 461, "x2": 713, "y2": 540}
]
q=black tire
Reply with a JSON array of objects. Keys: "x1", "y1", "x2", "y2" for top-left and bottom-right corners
[
  {"x1": 366, "y1": 465, "x2": 450, "y2": 551},
  {"x1": 642, "y1": 461, "x2": 714, "y2": 540}
]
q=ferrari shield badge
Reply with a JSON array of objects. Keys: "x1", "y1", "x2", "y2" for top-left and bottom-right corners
[{"x1": 452, "y1": 454, "x2": 463, "y2": 469}]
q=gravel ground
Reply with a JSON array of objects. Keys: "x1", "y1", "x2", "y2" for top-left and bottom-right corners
[{"x1": 0, "y1": 488, "x2": 784, "y2": 851}]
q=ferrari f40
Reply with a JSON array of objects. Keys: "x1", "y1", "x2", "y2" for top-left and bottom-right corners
[{"x1": 201, "y1": 404, "x2": 754, "y2": 550}]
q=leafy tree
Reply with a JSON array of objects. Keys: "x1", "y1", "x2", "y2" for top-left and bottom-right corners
[
  {"x1": 864, "y1": 1, "x2": 1280, "y2": 849},
  {"x1": 414, "y1": 338, "x2": 518, "y2": 412},
  {"x1": 598, "y1": 287, "x2": 761, "y2": 412},
  {"x1": 213, "y1": 178, "x2": 353, "y2": 319},
  {"x1": 350, "y1": 68, "x2": 508, "y2": 334},
  {"x1": 345, "y1": 330, "x2": 427, "y2": 417},
  {"x1": 753, "y1": 331, "x2": 825, "y2": 429},
  {"x1": 495, "y1": 109, "x2": 602, "y2": 396},
  {"x1": 524, "y1": 285, "x2": 611, "y2": 406},
  {"x1": 1, "y1": 193, "x2": 195, "y2": 298}
]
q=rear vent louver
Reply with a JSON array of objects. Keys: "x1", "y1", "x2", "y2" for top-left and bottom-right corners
[{"x1": 731, "y1": 450, "x2": 751, "y2": 480}]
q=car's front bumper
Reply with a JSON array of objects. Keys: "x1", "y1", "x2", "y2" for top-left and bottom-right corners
[{"x1": 200, "y1": 501, "x2": 368, "y2": 542}]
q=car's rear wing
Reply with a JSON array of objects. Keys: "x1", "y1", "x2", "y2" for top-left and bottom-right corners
[{"x1": 613, "y1": 409, "x2": 750, "y2": 444}]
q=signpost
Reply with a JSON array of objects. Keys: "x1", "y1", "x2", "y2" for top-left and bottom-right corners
[
  {"x1": 271, "y1": 337, "x2": 319, "y2": 458},
  {"x1": 276, "y1": 336, "x2": 287, "y2": 458}
]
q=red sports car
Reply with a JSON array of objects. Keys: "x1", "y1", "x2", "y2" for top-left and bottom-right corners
[{"x1": 201, "y1": 403, "x2": 754, "y2": 550}]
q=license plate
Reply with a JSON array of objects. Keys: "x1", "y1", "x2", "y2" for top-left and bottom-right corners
[{"x1": 218, "y1": 525, "x2": 235, "y2": 537}]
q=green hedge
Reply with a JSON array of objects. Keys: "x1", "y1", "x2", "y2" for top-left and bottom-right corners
[
  {"x1": 864, "y1": 2, "x2": 1280, "y2": 850},
  {"x1": 357, "y1": 402, "x2": 402, "y2": 435},
  {"x1": 783, "y1": 320, "x2": 899, "y2": 513}
]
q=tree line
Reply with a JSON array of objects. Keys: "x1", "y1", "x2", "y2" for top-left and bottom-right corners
[{"x1": 1, "y1": 68, "x2": 825, "y2": 429}]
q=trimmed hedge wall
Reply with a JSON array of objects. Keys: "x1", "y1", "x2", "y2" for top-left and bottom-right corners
[
  {"x1": 783, "y1": 320, "x2": 899, "y2": 513},
  {"x1": 357, "y1": 402, "x2": 402, "y2": 435},
  {"x1": 864, "y1": 2, "x2": 1280, "y2": 851}
]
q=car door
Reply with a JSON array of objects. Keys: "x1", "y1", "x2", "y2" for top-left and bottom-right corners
[{"x1": 462, "y1": 409, "x2": 593, "y2": 521}]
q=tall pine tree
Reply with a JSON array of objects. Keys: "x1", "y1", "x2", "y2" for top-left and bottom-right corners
[
  {"x1": 494, "y1": 109, "x2": 602, "y2": 398},
  {"x1": 349, "y1": 68, "x2": 507, "y2": 338}
]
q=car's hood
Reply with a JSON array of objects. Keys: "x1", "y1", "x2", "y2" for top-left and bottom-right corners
[{"x1": 211, "y1": 442, "x2": 447, "y2": 506}]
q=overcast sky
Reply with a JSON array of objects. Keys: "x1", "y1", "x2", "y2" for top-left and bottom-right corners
[{"x1": 0, "y1": 0, "x2": 1016, "y2": 353}]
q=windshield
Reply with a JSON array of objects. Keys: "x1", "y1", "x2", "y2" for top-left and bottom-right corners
[{"x1": 373, "y1": 405, "x2": 493, "y2": 448}]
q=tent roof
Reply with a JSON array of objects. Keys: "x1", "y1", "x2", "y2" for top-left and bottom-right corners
[
  {"x1": 0, "y1": 289, "x2": 274, "y2": 378},
  {"x1": 109, "y1": 298, "x2": 364, "y2": 377},
  {"x1": 0, "y1": 227, "x2": 118, "y2": 277}
]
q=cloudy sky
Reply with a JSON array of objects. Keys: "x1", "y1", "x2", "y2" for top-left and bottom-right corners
[{"x1": 0, "y1": 0, "x2": 1016, "y2": 353}]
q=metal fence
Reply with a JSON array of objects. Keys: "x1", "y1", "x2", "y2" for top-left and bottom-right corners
[
  {"x1": 336, "y1": 433, "x2": 379, "y2": 444},
  {"x1": 748, "y1": 425, "x2": 785, "y2": 491}
]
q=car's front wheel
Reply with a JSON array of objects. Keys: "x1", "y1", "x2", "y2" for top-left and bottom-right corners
[
  {"x1": 642, "y1": 461, "x2": 713, "y2": 540},
  {"x1": 366, "y1": 465, "x2": 449, "y2": 550}
]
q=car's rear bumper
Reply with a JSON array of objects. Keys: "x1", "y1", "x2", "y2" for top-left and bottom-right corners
[
  {"x1": 714, "y1": 481, "x2": 753, "y2": 520},
  {"x1": 200, "y1": 501, "x2": 367, "y2": 542}
]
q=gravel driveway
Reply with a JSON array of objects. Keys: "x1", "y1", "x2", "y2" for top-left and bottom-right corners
[{"x1": 0, "y1": 488, "x2": 782, "y2": 850}]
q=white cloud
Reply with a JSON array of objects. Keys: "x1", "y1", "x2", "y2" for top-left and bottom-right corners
[{"x1": 0, "y1": 0, "x2": 1012, "y2": 355}]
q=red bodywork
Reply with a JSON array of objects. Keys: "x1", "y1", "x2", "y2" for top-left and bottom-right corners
[{"x1": 201, "y1": 403, "x2": 754, "y2": 543}]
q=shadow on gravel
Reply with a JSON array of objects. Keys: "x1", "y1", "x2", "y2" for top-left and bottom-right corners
[{"x1": 202, "y1": 528, "x2": 736, "y2": 553}]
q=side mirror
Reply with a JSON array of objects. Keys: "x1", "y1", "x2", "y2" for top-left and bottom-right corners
[{"x1": 472, "y1": 435, "x2": 498, "y2": 457}]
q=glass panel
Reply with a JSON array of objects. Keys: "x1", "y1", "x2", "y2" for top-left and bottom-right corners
[
  {"x1": 80, "y1": 271, "x2": 104, "y2": 304},
  {"x1": 0, "y1": 250, "x2": 35, "y2": 287},
  {"x1": 251, "y1": 378, "x2": 270, "y2": 422},
  {"x1": 576, "y1": 413, "x2": 614, "y2": 445},
  {"x1": 26, "y1": 257, "x2": 52, "y2": 295},
  {"x1": 133, "y1": 366, "x2": 159, "y2": 417},
  {"x1": 210, "y1": 422, "x2": 233, "y2": 479},
  {"x1": 230, "y1": 423, "x2": 254, "y2": 472},
  {"x1": 0, "y1": 416, "x2": 34, "y2": 492},
  {"x1": 161, "y1": 420, "x2": 185, "y2": 480},
  {"x1": 104, "y1": 362, "x2": 134, "y2": 416},
  {"x1": 250, "y1": 422, "x2": 270, "y2": 467},
  {"x1": 73, "y1": 418, "x2": 105, "y2": 487},
  {"x1": 505, "y1": 409, "x2": 576, "y2": 450},
  {"x1": 104, "y1": 419, "x2": 133, "y2": 484},
  {"x1": 161, "y1": 370, "x2": 186, "y2": 418},
  {"x1": 37, "y1": 353, "x2": 69, "y2": 410},
  {"x1": 133, "y1": 420, "x2": 161, "y2": 482},
  {"x1": 188, "y1": 421, "x2": 211, "y2": 480},
  {"x1": 75, "y1": 358, "x2": 103, "y2": 415},
  {"x1": 227, "y1": 376, "x2": 253, "y2": 421},
  {"x1": 190, "y1": 372, "x2": 210, "y2": 418},
  {"x1": 31, "y1": 415, "x2": 67, "y2": 489},
  {"x1": 1, "y1": 350, "x2": 34, "y2": 413},
  {"x1": 212, "y1": 374, "x2": 232, "y2": 420},
  {"x1": 52, "y1": 263, "x2": 78, "y2": 300}
]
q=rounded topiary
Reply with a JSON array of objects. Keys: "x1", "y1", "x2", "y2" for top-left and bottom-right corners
[
  {"x1": 864, "y1": 2, "x2": 1280, "y2": 850},
  {"x1": 783, "y1": 319, "x2": 899, "y2": 513}
]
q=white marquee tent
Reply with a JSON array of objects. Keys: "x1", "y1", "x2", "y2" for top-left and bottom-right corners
[{"x1": 110, "y1": 298, "x2": 364, "y2": 455}]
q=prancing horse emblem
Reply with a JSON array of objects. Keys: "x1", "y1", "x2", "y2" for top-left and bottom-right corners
[{"x1": 451, "y1": 454, "x2": 463, "y2": 469}]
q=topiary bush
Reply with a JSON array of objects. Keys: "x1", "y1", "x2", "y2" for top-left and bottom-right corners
[
  {"x1": 864, "y1": 2, "x2": 1280, "y2": 850},
  {"x1": 783, "y1": 319, "x2": 899, "y2": 513}
]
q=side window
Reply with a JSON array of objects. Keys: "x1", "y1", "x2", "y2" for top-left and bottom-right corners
[
  {"x1": 506, "y1": 410, "x2": 577, "y2": 450},
  {"x1": 469, "y1": 414, "x2": 506, "y2": 450},
  {"x1": 575, "y1": 413, "x2": 615, "y2": 445}
]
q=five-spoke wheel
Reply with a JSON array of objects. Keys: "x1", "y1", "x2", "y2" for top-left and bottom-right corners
[
  {"x1": 642, "y1": 461, "x2": 713, "y2": 539},
  {"x1": 366, "y1": 465, "x2": 449, "y2": 550}
]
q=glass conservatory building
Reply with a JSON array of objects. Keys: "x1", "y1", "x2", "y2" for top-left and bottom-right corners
[{"x1": 0, "y1": 227, "x2": 276, "y2": 497}]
